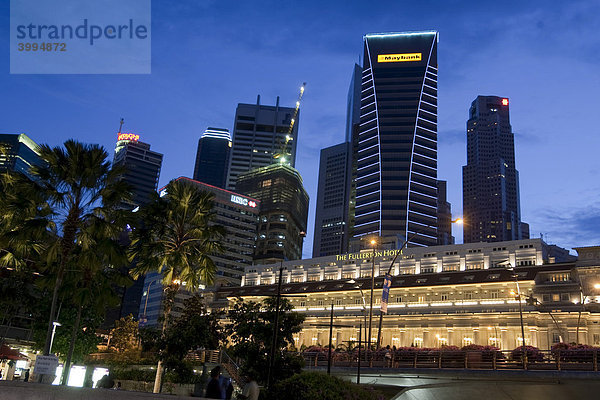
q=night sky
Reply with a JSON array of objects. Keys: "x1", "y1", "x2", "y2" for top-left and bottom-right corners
[{"x1": 1, "y1": 0, "x2": 599, "y2": 257}]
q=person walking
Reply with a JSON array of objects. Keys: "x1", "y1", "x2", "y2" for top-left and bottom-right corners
[
  {"x1": 205, "y1": 366, "x2": 222, "y2": 399},
  {"x1": 239, "y1": 373, "x2": 259, "y2": 400}
]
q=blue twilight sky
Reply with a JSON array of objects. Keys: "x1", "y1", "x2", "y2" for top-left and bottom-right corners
[{"x1": 1, "y1": 0, "x2": 599, "y2": 258}]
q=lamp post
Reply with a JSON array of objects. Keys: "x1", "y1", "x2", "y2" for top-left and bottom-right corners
[
  {"x1": 368, "y1": 238, "x2": 377, "y2": 351},
  {"x1": 507, "y1": 264, "x2": 527, "y2": 368},
  {"x1": 346, "y1": 280, "x2": 368, "y2": 358},
  {"x1": 141, "y1": 280, "x2": 157, "y2": 326},
  {"x1": 49, "y1": 321, "x2": 61, "y2": 354}
]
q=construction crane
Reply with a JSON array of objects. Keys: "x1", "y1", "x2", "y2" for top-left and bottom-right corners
[{"x1": 273, "y1": 82, "x2": 306, "y2": 164}]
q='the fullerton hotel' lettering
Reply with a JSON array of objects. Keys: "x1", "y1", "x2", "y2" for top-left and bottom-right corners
[
  {"x1": 377, "y1": 53, "x2": 422, "y2": 63},
  {"x1": 336, "y1": 249, "x2": 402, "y2": 261}
]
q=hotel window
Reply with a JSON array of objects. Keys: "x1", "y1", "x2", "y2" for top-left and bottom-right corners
[
  {"x1": 421, "y1": 267, "x2": 434, "y2": 274},
  {"x1": 335, "y1": 299, "x2": 343, "y2": 306},
  {"x1": 466, "y1": 263, "x2": 483, "y2": 270},
  {"x1": 317, "y1": 300, "x2": 324, "y2": 306},
  {"x1": 542, "y1": 294, "x2": 551, "y2": 302},
  {"x1": 552, "y1": 333, "x2": 561, "y2": 343},
  {"x1": 594, "y1": 334, "x2": 600, "y2": 346},
  {"x1": 560, "y1": 293, "x2": 570, "y2": 302},
  {"x1": 395, "y1": 296, "x2": 403, "y2": 303},
  {"x1": 462, "y1": 337, "x2": 473, "y2": 346},
  {"x1": 440, "y1": 294, "x2": 449, "y2": 301},
  {"x1": 355, "y1": 298, "x2": 362, "y2": 305},
  {"x1": 300, "y1": 301, "x2": 306, "y2": 307},
  {"x1": 443, "y1": 264, "x2": 459, "y2": 272},
  {"x1": 489, "y1": 290, "x2": 500, "y2": 299},
  {"x1": 325, "y1": 273, "x2": 337, "y2": 280},
  {"x1": 413, "y1": 337, "x2": 423, "y2": 348},
  {"x1": 552, "y1": 294, "x2": 560, "y2": 302},
  {"x1": 417, "y1": 295, "x2": 426, "y2": 303},
  {"x1": 342, "y1": 272, "x2": 355, "y2": 279},
  {"x1": 550, "y1": 273, "x2": 570, "y2": 282},
  {"x1": 464, "y1": 291, "x2": 473, "y2": 300},
  {"x1": 308, "y1": 275, "x2": 319, "y2": 282}
]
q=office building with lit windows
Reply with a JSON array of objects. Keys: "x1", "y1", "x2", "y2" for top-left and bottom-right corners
[
  {"x1": 354, "y1": 31, "x2": 439, "y2": 247},
  {"x1": 215, "y1": 240, "x2": 600, "y2": 350},
  {"x1": 193, "y1": 127, "x2": 231, "y2": 188},
  {"x1": 462, "y1": 96, "x2": 529, "y2": 243},
  {"x1": 0, "y1": 133, "x2": 43, "y2": 180},
  {"x1": 236, "y1": 163, "x2": 309, "y2": 263},
  {"x1": 226, "y1": 96, "x2": 298, "y2": 191},
  {"x1": 313, "y1": 142, "x2": 353, "y2": 257},
  {"x1": 139, "y1": 177, "x2": 260, "y2": 327},
  {"x1": 113, "y1": 133, "x2": 163, "y2": 209}
]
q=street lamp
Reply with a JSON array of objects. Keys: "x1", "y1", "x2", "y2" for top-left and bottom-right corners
[
  {"x1": 367, "y1": 238, "x2": 378, "y2": 351},
  {"x1": 346, "y1": 279, "x2": 368, "y2": 352},
  {"x1": 49, "y1": 321, "x2": 61, "y2": 354},
  {"x1": 141, "y1": 280, "x2": 157, "y2": 325},
  {"x1": 506, "y1": 264, "x2": 527, "y2": 368}
]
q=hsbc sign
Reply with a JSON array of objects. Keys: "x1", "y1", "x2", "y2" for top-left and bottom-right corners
[{"x1": 231, "y1": 194, "x2": 256, "y2": 208}]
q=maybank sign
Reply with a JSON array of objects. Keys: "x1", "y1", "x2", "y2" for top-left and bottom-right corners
[
  {"x1": 335, "y1": 249, "x2": 403, "y2": 261},
  {"x1": 377, "y1": 53, "x2": 421, "y2": 63}
]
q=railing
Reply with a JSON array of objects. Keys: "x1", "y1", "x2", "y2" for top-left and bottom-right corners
[
  {"x1": 302, "y1": 349, "x2": 600, "y2": 372},
  {"x1": 220, "y1": 349, "x2": 247, "y2": 388}
]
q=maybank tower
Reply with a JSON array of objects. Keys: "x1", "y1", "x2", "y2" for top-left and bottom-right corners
[{"x1": 353, "y1": 31, "x2": 439, "y2": 247}]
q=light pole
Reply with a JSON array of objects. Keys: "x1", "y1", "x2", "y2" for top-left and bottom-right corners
[
  {"x1": 141, "y1": 280, "x2": 157, "y2": 325},
  {"x1": 49, "y1": 321, "x2": 61, "y2": 354},
  {"x1": 368, "y1": 238, "x2": 377, "y2": 351},
  {"x1": 346, "y1": 280, "x2": 368, "y2": 357},
  {"x1": 507, "y1": 264, "x2": 527, "y2": 368}
]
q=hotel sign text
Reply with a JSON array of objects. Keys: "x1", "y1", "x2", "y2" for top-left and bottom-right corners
[
  {"x1": 335, "y1": 249, "x2": 403, "y2": 261},
  {"x1": 377, "y1": 53, "x2": 422, "y2": 63}
]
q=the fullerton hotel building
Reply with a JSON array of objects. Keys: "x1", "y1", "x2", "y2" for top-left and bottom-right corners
[{"x1": 214, "y1": 239, "x2": 600, "y2": 350}]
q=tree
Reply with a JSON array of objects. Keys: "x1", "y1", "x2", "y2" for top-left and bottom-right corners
[
  {"x1": 128, "y1": 178, "x2": 225, "y2": 393},
  {"x1": 29, "y1": 139, "x2": 131, "y2": 361},
  {"x1": 111, "y1": 315, "x2": 140, "y2": 353},
  {"x1": 227, "y1": 297, "x2": 305, "y2": 386}
]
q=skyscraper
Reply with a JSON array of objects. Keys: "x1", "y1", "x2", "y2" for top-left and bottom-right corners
[
  {"x1": 226, "y1": 96, "x2": 298, "y2": 190},
  {"x1": 192, "y1": 127, "x2": 231, "y2": 188},
  {"x1": 0, "y1": 133, "x2": 43, "y2": 180},
  {"x1": 462, "y1": 96, "x2": 529, "y2": 243},
  {"x1": 111, "y1": 132, "x2": 163, "y2": 323},
  {"x1": 353, "y1": 31, "x2": 439, "y2": 247},
  {"x1": 236, "y1": 163, "x2": 309, "y2": 263},
  {"x1": 436, "y1": 180, "x2": 454, "y2": 245},
  {"x1": 113, "y1": 132, "x2": 163, "y2": 209},
  {"x1": 313, "y1": 142, "x2": 352, "y2": 257}
]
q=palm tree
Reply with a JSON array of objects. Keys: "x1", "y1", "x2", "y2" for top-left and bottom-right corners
[
  {"x1": 30, "y1": 140, "x2": 131, "y2": 357},
  {"x1": 59, "y1": 214, "x2": 130, "y2": 384},
  {"x1": 129, "y1": 178, "x2": 225, "y2": 393}
]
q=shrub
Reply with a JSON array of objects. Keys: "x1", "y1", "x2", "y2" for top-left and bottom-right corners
[
  {"x1": 511, "y1": 345, "x2": 544, "y2": 362},
  {"x1": 268, "y1": 371, "x2": 384, "y2": 400},
  {"x1": 551, "y1": 343, "x2": 600, "y2": 363}
]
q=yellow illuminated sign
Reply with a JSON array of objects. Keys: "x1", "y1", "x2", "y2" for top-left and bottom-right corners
[{"x1": 377, "y1": 53, "x2": 422, "y2": 63}]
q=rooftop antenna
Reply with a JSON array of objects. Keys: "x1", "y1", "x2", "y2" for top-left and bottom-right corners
[
  {"x1": 118, "y1": 118, "x2": 124, "y2": 134},
  {"x1": 273, "y1": 82, "x2": 306, "y2": 165}
]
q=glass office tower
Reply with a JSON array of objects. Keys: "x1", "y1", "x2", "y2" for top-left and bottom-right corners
[{"x1": 354, "y1": 31, "x2": 439, "y2": 247}]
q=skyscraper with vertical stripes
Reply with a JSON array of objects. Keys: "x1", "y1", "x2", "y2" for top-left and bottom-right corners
[{"x1": 353, "y1": 31, "x2": 439, "y2": 247}]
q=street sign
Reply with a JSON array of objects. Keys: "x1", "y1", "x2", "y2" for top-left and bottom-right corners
[
  {"x1": 33, "y1": 355, "x2": 59, "y2": 375},
  {"x1": 381, "y1": 274, "x2": 392, "y2": 314}
]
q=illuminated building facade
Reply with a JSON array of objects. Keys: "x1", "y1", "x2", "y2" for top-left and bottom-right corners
[
  {"x1": 113, "y1": 133, "x2": 163, "y2": 209},
  {"x1": 462, "y1": 96, "x2": 529, "y2": 243},
  {"x1": 354, "y1": 31, "x2": 439, "y2": 247},
  {"x1": 313, "y1": 142, "x2": 353, "y2": 257},
  {"x1": 226, "y1": 96, "x2": 298, "y2": 191},
  {"x1": 193, "y1": 127, "x2": 231, "y2": 188},
  {"x1": 0, "y1": 133, "x2": 42, "y2": 180},
  {"x1": 139, "y1": 177, "x2": 260, "y2": 327},
  {"x1": 436, "y1": 180, "x2": 454, "y2": 245},
  {"x1": 236, "y1": 163, "x2": 309, "y2": 263},
  {"x1": 217, "y1": 241, "x2": 600, "y2": 350}
]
